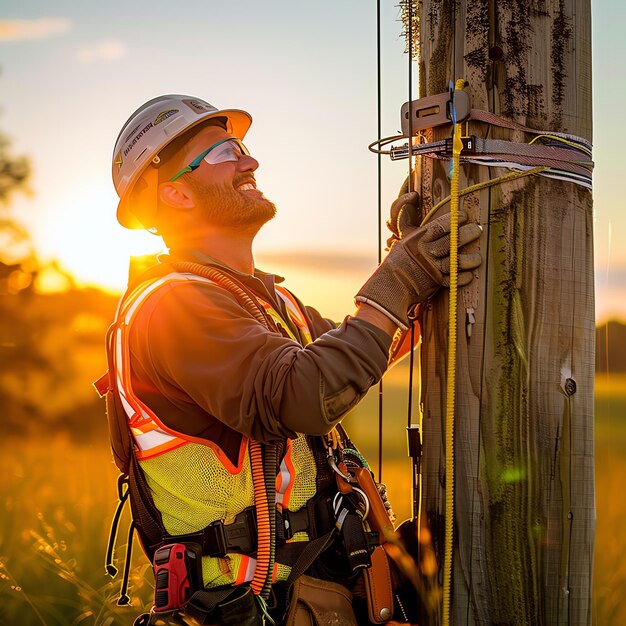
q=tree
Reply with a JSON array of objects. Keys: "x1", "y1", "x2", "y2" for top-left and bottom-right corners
[
  {"x1": 0, "y1": 114, "x2": 116, "y2": 441},
  {"x1": 0, "y1": 120, "x2": 35, "y2": 281},
  {"x1": 0, "y1": 132, "x2": 30, "y2": 204}
]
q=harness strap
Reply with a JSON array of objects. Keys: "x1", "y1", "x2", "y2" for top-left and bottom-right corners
[
  {"x1": 156, "y1": 506, "x2": 259, "y2": 558},
  {"x1": 117, "y1": 520, "x2": 135, "y2": 606},
  {"x1": 284, "y1": 529, "x2": 337, "y2": 590},
  {"x1": 105, "y1": 474, "x2": 130, "y2": 577},
  {"x1": 143, "y1": 497, "x2": 335, "y2": 562},
  {"x1": 184, "y1": 586, "x2": 238, "y2": 623}
]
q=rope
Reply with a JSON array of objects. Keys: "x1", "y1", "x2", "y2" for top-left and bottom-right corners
[
  {"x1": 420, "y1": 90, "x2": 548, "y2": 626},
  {"x1": 388, "y1": 85, "x2": 586, "y2": 623},
  {"x1": 419, "y1": 166, "x2": 547, "y2": 227},
  {"x1": 168, "y1": 262, "x2": 277, "y2": 598},
  {"x1": 249, "y1": 440, "x2": 273, "y2": 597},
  {"x1": 167, "y1": 262, "x2": 278, "y2": 332},
  {"x1": 442, "y1": 77, "x2": 466, "y2": 626},
  {"x1": 391, "y1": 88, "x2": 549, "y2": 625}
]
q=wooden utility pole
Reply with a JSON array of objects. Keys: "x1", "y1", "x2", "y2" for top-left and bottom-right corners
[{"x1": 410, "y1": 1, "x2": 594, "y2": 624}]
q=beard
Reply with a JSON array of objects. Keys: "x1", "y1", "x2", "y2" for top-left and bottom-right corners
[{"x1": 187, "y1": 176, "x2": 277, "y2": 231}]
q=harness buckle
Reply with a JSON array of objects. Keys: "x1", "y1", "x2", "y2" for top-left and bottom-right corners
[
  {"x1": 205, "y1": 507, "x2": 257, "y2": 556},
  {"x1": 282, "y1": 507, "x2": 309, "y2": 541},
  {"x1": 444, "y1": 135, "x2": 477, "y2": 155}
]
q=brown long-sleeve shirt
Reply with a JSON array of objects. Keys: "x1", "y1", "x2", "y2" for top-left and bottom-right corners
[{"x1": 128, "y1": 249, "x2": 391, "y2": 465}]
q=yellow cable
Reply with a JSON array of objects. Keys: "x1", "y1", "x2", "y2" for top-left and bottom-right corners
[
  {"x1": 420, "y1": 166, "x2": 547, "y2": 227},
  {"x1": 529, "y1": 133, "x2": 593, "y2": 156},
  {"x1": 442, "y1": 77, "x2": 466, "y2": 626}
]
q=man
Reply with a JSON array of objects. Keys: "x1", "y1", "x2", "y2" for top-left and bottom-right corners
[{"x1": 104, "y1": 94, "x2": 481, "y2": 625}]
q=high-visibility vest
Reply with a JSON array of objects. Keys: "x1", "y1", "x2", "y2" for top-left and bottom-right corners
[{"x1": 112, "y1": 272, "x2": 318, "y2": 587}]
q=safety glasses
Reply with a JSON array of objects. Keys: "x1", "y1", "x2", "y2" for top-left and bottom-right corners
[{"x1": 169, "y1": 138, "x2": 250, "y2": 181}]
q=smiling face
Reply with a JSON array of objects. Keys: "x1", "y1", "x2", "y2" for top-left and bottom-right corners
[{"x1": 164, "y1": 123, "x2": 276, "y2": 234}]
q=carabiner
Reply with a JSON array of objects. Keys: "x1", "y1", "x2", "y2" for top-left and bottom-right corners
[
  {"x1": 332, "y1": 486, "x2": 371, "y2": 521},
  {"x1": 326, "y1": 445, "x2": 354, "y2": 483}
]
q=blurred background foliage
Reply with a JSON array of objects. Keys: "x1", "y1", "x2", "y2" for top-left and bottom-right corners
[{"x1": 0, "y1": 122, "x2": 117, "y2": 442}]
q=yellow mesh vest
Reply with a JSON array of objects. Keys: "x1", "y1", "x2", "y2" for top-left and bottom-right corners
[
  {"x1": 140, "y1": 441, "x2": 256, "y2": 587},
  {"x1": 120, "y1": 274, "x2": 318, "y2": 587}
]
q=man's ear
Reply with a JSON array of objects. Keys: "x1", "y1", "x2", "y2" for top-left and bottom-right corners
[{"x1": 159, "y1": 181, "x2": 195, "y2": 209}]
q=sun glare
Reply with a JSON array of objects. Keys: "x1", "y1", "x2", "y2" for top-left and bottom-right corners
[
  {"x1": 33, "y1": 186, "x2": 165, "y2": 294},
  {"x1": 55, "y1": 228, "x2": 164, "y2": 293}
]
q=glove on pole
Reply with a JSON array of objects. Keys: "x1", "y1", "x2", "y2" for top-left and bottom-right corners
[
  {"x1": 356, "y1": 209, "x2": 481, "y2": 330},
  {"x1": 386, "y1": 191, "x2": 422, "y2": 244}
]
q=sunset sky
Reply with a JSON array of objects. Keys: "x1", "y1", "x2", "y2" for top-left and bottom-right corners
[{"x1": 1, "y1": 0, "x2": 624, "y2": 323}]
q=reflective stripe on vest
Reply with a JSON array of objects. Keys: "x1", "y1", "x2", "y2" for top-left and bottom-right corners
[
  {"x1": 275, "y1": 438, "x2": 296, "y2": 508},
  {"x1": 115, "y1": 273, "x2": 200, "y2": 458},
  {"x1": 275, "y1": 285, "x2": 313, "y2": 345}
]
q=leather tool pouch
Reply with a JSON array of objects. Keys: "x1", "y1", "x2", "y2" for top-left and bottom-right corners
[
  {"x1": 182, "y1": 585, "x2": 264, "y2": 625},
  {"x1": 284, "y1": 575, "x2": 358, "y2": 626},
  {"x1": 363, "y1": 545, "x2": 395, "y2": 623}
]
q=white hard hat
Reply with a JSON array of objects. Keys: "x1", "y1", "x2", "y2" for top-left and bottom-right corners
[{"x1": 112, "y1": 94, "x2": 252, "y2": 229}]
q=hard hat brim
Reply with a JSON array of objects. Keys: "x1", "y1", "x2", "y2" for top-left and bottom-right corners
[{"x1": 116, "y1": 107, "x2": 252, "y2": 230}]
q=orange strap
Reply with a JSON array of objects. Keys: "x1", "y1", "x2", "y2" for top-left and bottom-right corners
[{"x1": 249, "y1": 439, "x2": 272, "y2": 595}]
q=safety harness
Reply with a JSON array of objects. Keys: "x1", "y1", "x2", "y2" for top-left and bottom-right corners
[{"x1": 95, "y1": 261, "x2": 381, "y2": 620}]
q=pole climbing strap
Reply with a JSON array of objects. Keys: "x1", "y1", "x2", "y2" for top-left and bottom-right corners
[
  {"x1": 370, "y1": 92, "x2": 593, "y2": 189},
  {"x1": 388, "y1": 133, "x2": 592, "y2": 189}
]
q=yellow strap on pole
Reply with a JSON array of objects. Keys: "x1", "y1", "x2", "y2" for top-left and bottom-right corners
[{"x1": 442, "y1": 77, "x2": 466, "y2": 626}]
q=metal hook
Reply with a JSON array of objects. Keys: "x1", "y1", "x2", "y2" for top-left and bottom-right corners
[
  {"x1": 332, "y1": 487, "x2": 371, "y2": 521},
  {"x1": 327, "y1": 446, "x2": 355, "y2": 482}
]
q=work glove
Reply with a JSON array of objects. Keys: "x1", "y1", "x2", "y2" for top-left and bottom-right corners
[
  {"x1": 386, "y1": 191, "x2": 422, "y2": 246},
  {"x1": 356, "y1": 208, "x2": 482, "y2": 330}
]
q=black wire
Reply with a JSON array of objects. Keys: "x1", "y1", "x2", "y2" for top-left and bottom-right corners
[
  {"x1": 376, "y1": 0, "x2": 384, "y2": 485},
  {"x1": 406, "y1": 1, "x2": 415, "y2": 428},
  {"x1": 406, "y1": 0, "x2": 420, "y2": 524},
  {"x1": 407, "y1": 0, "x2": 414, "y2": 193},
  {"x1": 408, "y1": 321, "x2": 419, "y2": 520},
  {"x1": 565, "y1": 192, "x2": 579, "y2": 625},
  {"x1": 377, "y1": 2, "x2": 382, "y2": 267},
  {"x1": 407, "y1": 320, "x2": 415, "y2": 432}
]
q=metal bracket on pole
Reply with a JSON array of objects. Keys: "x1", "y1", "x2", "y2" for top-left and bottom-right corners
[{"x1": 400, "y1": 90, "x2": 471, "y2": 136}]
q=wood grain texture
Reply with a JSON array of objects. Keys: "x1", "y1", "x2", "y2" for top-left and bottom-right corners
[{"x1": 414, "y1": 1, "x2": 594, "y2": 623}]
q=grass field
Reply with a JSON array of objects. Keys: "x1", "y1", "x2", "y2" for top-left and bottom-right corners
[
  {"x1": 591, "y1": 374, "x2": 626, "y2": 624},
  {"x1": 0, "y1": 374, "x2": 624, "y2": 625}
]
